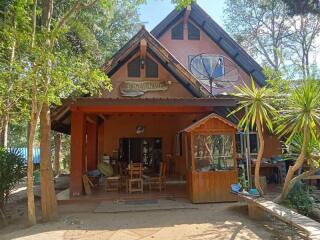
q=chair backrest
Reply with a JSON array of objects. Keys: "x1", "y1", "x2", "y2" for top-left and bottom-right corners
[
  {"x1": 160, "y1": 162, "x2": 167, "y2": 178},
  {"x1": 128, "y1": 163, "x2": 143, "y2": 179}
]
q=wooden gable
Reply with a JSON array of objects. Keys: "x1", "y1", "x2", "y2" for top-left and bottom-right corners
[
  {"x1": 151, "y1": 3, "x2": 266, "y2": 95},
  {"x1": 102, "y1": 28, "x2": 211, "y2": 98},
  {"x1": 103, "y1": 51, "x2": 193, "y2": 99},
  {"x1": 183, "y1": 113, "x2": 237, "y2": 133}
]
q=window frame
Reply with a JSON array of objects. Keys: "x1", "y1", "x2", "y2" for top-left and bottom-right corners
[
  {"x1": 236, "y1": 131, "x2": 260, "y2": 157},
  {"x1": 187, "y1": 22, "x2": 200, "y2": 40},
  {"x1": 192, "y1": 132, "x2": 236, "y2": 172},
  {"x1": 171, "y1": 21, "x2": 184, "y2": 40},
  {"x1": 145, "y1": 56, "x2": 159, "y2": 78},
  {"x1": 127, "y1": 56, "x2": 141, "y2": 78}
]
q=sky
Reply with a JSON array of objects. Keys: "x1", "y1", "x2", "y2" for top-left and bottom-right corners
[
  {"x1": 138, "y1": 0, "x2": 320, "y2": 72},
  {"x1": 138, "y1": 0, "x2": 226, "y2": 31}
]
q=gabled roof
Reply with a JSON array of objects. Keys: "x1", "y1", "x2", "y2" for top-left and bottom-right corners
[
  {"x1": 101, "y1": 26, "x2": 211, "y2": 98},
  {"x1": 151, "y1": 3, "x2": 266, "y2": 87},
  {"x1": 182, "y1": 113, "x2": 237, "y2": 132}
]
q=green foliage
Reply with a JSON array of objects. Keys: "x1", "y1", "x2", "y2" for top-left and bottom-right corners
[
  {"x1": 282, "y1": 0, "x2": 320, "y2": 15},
  {"x1": 284, "y1": 182, "x2": 315, "y2": 216},
  {"x1": 238, "y1": 167, "x2": 249, "y2": 190},
  {"x1": 172, "y1": 0, "x2": 195, "y2": 9},
  {"x1": 284, "y1": 133, "x2": 320, "y2": 168},
  {"x1": 276, "y1": 79, "x2": 320, "y2": 142},
  {"x1": 229, "y1": 79, "x2": 277, "y2": 132},
  {"x1": 0, "y1": 148, "x2": 25, "y2": 210}
]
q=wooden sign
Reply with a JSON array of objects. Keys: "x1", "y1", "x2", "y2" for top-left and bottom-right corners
[{"x1": 120, "y1": 80, "x2": 169, "y2": 97}]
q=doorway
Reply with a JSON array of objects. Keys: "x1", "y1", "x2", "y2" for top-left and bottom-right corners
[{"x1": 119, "y1": 138, "x2": 162, "y2": 173}]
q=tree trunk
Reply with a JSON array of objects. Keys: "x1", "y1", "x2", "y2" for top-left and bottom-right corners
[
  {"x1": 40, "y1": 103, "x2": 58, "y2": 221},
  {"x1": 274, "y1": 124, "x2": 309, "y2": 203},
  {"x1": 254, "y1": 116, "x2": 265, "y2": 196},
  {"x1": 54, "y1": 133, "x2": 61, "y2": 176},
  {"x1": 0, "y1": 113, "x2": 9, "y2": 148},
  {"x1": 27, "y1": 113, "x2": 37, "y2": 225},
  {"x1": 26, "y1": 0, "x2": 38, "y2": 226}
]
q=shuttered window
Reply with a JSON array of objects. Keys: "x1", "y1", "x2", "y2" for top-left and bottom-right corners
[
  {"x1": 127, "y1": 56, "x2": 140, "y2": 77},
  {"x1": 171, "y1": 22, "x2": 184, "y2": 40},
  {"x1": 188, "y1": 22, "x2": 200, "y2": 40},
  {"x1": 146, "y1": 57, "x2": 158, "y2": 78}
]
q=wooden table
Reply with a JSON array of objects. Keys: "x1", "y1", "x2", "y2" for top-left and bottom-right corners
[{"x1": 251, "y1": 161, "x2": 283, "y2": 184}]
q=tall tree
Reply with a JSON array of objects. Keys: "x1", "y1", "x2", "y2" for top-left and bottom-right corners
[
  {"x1": 0, "y1": 1, "x2": 30, "y2": 147},
  {"x1": 230, "y1": 80, "x2": 276, "y2": 196},
  {"x1": 282, "y1": 0, "x2": 320, "y2": 15},
  {"x1": 224, "y1": 0, "x2": 291, "y2": 72},
  {"x1": 275, "y1": 79, "x2": 320, "y2": 203},
  {"x1": 286, "y1": 13, "x2": 320, "y2": 78},
  {"x1": 25, "y1": 0, "x2": 113, "y2": 225}
]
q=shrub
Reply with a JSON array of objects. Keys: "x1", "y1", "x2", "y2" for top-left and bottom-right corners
[
  {"x1": 0, "y1": 148, "x2": 26, "y2": 210},
  {"x1": 283, "y1": 181, "x2": 315, "y2": 216}
]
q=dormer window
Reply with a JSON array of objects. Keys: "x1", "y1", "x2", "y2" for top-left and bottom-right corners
[
  {"x1": 188, "y1": 22, "x2": 200, "y2": 40},
  {"x1": 128, "y1": 56, "x2": 141, "y2": 77},
  {"x1": 171, "y1": 22, "x2": 184, "y2": 40},
  {"x1": 127, "y1": 56, "x2": 158, "y2": 78},
  {"x1": 146, "y1": 57, "x2": 158, "y2": 78}
]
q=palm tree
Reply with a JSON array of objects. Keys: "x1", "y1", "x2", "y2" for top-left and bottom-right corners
[
  {"x1": 275, "y1": 79, "x2": 320, "y2": 203},
  {"x1": 230, "y1": 79, "x2": 276, "y2": 196}
]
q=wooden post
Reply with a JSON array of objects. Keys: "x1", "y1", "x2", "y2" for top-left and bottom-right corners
[
  {"x1": 70, "y1": 109, "x2": 86, "y2": 197},
  {"x1": 86, "y1": 120, "x2": 97, "y2": 171},
  {"x1": 248, "y1": 203, "x2": 268, "y2": 220}
]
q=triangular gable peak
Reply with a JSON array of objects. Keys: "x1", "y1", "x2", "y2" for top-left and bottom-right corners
[
  {"x1": 101, "y1": 27, "x2": 211, "y2": 98},
  {"x1": 182, "y1": 113, "x2": 237, "y2": 133},
  {"x1": 151, "y1": 3, "x2": 266, "y2": 89}
]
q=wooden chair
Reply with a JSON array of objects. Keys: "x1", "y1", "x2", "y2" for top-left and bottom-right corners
[
  {"x1": 127, "y1": 163, "x2": 144, "y2": 194},
  {"x1": 106, "y1": 176, "x2": 121, "y2": 192},
  {"x1": 148, "y1": 162, "x2": 167, "y2": 192}
]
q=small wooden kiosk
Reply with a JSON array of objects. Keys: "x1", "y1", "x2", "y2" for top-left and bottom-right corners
[{"x1": 183, "y1": 113, "x2": 238, "y2": 203}]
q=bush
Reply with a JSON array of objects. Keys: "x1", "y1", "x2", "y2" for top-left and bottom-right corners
[
  {"x1": 0, "y1": 148, "x2": 26, "y2": 210},
  {"x1": 284, "y1": 181, "x2": 315, "y2": 216}
]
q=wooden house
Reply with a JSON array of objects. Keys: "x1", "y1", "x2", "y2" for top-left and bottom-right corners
[{"x1": 52, "y1": 3, "x2": 281, "y2": 203}]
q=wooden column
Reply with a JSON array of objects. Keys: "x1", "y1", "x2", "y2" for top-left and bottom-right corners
[
  {"x1": 86, "y1": 120, "x2": 97, "y2": 171},
  {"x1": 70, "y1": 109, "x2": 86, "y2": 197}
]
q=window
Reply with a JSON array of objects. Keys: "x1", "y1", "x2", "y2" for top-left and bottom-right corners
[
  {"x1": 171, "y1": 22, "x2": 184, "y2": 40},
  {"x1": 188, "y1": 22, "x2": 200, "y2": 40},
  {"x1": 236, "y1": 132, "x2": 259, "y2": 156},
  {"x1": 127, "y1": 56, "x2": 140, "y2": 77},
  {"x1": 146, "y1": 56, "x2": 158, "y2": 78},
  {"x1": 193, "y1": 134, "x2": 234, "y2": 171}
]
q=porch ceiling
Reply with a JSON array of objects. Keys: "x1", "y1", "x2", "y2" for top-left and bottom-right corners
[{"x1": 51, "y1": 96, "x2": 238, "y2": 134}]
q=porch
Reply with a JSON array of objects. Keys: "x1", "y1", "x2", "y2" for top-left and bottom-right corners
[
  {"x1": 57, "y1": 181, "x2": 187, "y2": 203},
  {"x1": 52, "y1": 97, "x2": 241, "y2": 203}
]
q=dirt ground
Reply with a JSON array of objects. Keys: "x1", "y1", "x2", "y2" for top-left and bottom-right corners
[
  {"x1": 0, "y1": 201, "x2": 302, "y2": 240},
  {"x1": 0, "y1": 175, "x2": 306, "y2": 240}
]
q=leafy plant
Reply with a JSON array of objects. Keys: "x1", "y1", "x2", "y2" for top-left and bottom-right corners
[
  {"x1": 275, "y1": 78, "x2": 320, "y2": 203},
  {"x1": 0, "y1": 148, "x2": 25, "y2": 210},
  {"x1": 238, "y1": 167, "x2": 249, "y2": 191},
  {"x1": 230, "y1": 79, "x2": 277, "y2": 196},
  {"x1": 283, "y1": 182, "x2": 315, "y2": 216}
]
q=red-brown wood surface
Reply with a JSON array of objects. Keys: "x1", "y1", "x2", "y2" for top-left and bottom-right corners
[
  {"x1": 86, "y1": 121, "x2": 97, "y2": 171},
  {"x1": 186, "y1": 117, "x2": 238, "y2": 203},
  {"x1": 70, "y1": 110, "x2": 86, "y2": 197},
  {"x1": 188, "y1": 170, "x2": 238, "y2": 203}
]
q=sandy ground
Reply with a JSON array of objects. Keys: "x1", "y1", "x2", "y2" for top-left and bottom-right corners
[{"x1": 0, "y1": 201, "x2": 301, "y2": 240}]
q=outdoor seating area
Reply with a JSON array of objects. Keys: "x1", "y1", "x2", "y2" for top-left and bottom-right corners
[{"x1": 83, "y1": 161, "x2": 168, "y2": 196}]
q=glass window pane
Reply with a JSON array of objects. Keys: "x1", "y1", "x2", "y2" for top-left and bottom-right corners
[
  {"x1": 249, "y1": 133, "x2": 258, "y2": 153},
  {"x1": 194, "y1": 134, "x2": 234, "y2": 171}
]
